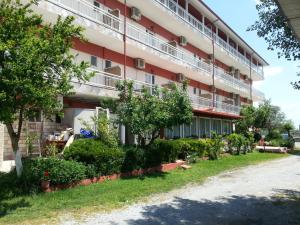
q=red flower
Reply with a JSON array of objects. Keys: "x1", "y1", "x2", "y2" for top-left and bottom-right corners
[{"x1": 44, "y1": 171, "x2": 49, "y2": 177}]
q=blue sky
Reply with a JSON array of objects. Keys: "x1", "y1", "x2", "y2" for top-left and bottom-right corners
[{"x1": 203, "y1": 0, "x2": 300, "y2": 128}]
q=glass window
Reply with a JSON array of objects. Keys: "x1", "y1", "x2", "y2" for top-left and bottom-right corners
[
  {"x1": 191, "y1": 117, "x2": 198, "y2": 137},
  {"x1": 184, "y1": 123, "x2": 191, "y2": 138},
  {"x1": 91, "y1": 55, "x2": 97, "y2": 67},
  {"x1": 173, "y1": 124, "x2": 181, "y2": 139},
  {"x1": 200, "y1": 118, "x2": 210, "y2": 138},
  {"x1": 105, "y1": 60, "x2": 112, "y2": 68},
  {"x1": 212, "y1": 119, "x2": 222, "y2": 135}
]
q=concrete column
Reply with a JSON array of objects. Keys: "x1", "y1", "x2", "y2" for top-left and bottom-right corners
[
  {"x1": 185, "y1": 0, "x2": 189, "y2": 11},
  {"x1": 0, "y1": 123, "x2": 4, "y2": 170},
  {"x1": 120, "y1": 124, "x2": 126, "y2": 144}
]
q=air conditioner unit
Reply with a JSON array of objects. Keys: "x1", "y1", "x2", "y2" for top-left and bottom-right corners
[
  {"x1": 209, "y1": 85, "x2": 216, "y2": 93},
  {"x1": 176, "y1": 73, "x2": 185, "y2": 82},
  {"x1": 179, "y1": 36, "x2": 187, "y2": 46},
  {"x1": 130, "y1": 7, "x2": 141, "y2": 21},
  {"x1": 229, "y1": 66, "x2": 235, "y2": 74},
  {"x1": 168, "y1": 40, "x2": 177, "y2": 47},
  {"x1": 135, "y1": 58, "x2": 145, "y2": 69},
  {"x1": 109, "y1": 9, "x2": 120, "y2": 17},
  {"x1": 230, "y1": 92, "x2": 238, "y2": 99}
]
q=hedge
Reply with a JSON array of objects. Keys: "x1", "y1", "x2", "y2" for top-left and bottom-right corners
[{"x1": 64, "y1": 138, "x2": 125, "y2": 176}]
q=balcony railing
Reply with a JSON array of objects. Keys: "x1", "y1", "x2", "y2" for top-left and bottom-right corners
[
  {"x1": 46, "y1": 0, "x2": 255, "y2": 98},
  {"x1": 74, "y1": 69, "x2": 241, "y2": 115},
  {"x1": 155, "y1": 0, "x2": 264, "y2": 78}
]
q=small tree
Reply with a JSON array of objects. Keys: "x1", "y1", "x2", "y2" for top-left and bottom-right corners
[
  {"x1": 282, "y1": 120, "x2": 295, "y2": 137},
  {"x1": 235, "y1": 105, "x2": 256, "y2": 134},
  {"x1": 116, "y1": 80, "x2": 193, "y2": 148},
  {"x1": 0, "y1": 0, "x2": 92, "y2": 176}
]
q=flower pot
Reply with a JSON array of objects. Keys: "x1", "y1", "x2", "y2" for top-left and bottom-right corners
[{"x1": 41, "y1": 180, "x2": 51, "y2": 192}]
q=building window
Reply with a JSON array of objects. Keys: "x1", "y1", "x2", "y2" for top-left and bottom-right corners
[
  {"x1": 191, "y1": 117, "x2": 198, "y2": 137},
  {"x1": 105, "y1": 60, "x2": 112, "y2": 68},
  {"x1": 200, "y1": 118, "x2": 210, "y2": 138},
  {"x1": 193, "y1": 87, "x2": 197, "y2": 95},
  {"x1": 91, "y1": 55, "x2": 97, "y2": 67},
  {"x1": 94, "y1": 1, "x2": 100, "y2": 9}
]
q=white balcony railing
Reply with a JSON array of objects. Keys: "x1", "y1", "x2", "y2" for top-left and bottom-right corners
[
  {"x1": 46, "y1": 0, "x2": 257, "y2": 99},
  {"x1": 155, "y1": 0, "x2": 264, "y2": 78},
  {"x1": 252, "y1": 88, "x2": 265, "y2": 100},
  {"x1": 74, "y1": 69, "x2": 241, "y2": 115}
]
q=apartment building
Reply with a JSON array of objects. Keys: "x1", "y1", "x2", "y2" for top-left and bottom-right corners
[{"x1": 0, "y1": 0, "x2": 267, "y2": 168}]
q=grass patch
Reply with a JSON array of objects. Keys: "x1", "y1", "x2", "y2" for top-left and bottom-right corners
[{"x1": 0, "y1": 151, "x2": 291, "y2": 225}]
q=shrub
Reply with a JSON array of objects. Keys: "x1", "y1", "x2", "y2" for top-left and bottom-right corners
[
  {"x1": 64, "y1": 138, "x2": 124, "y2": 175},
  {"x1": 207, "y1": 133, "x2": 224, "y2": 160},
  {"x1": 21, "y1": 158, "x2": 87, "y2": 186},
  {"x1": 227, "y1": 133, "x2": 245, "y2": 155},
  {"x1": 181, "y1": 138, "x2": 208, "y2": 158},
  {"x1": 121, "y1": 145, "x2": 145, "y2": 172}
]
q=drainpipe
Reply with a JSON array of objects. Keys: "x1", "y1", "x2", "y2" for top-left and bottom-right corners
[
  {"x1": 250, "y1": 52, "x2": 254, "y2": 102},
  {"x1": 123, "y1": 0, "x2": 127, "y2": 80},
  {"x1": 210, "y1": 19, "x2": 219, "y2": 108}
]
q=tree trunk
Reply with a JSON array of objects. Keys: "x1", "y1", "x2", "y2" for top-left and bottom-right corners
[{"x1": 6, "y1": 109, "x2": 24, "y2": 177}]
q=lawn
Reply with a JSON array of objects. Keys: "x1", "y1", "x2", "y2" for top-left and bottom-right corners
[{"x1": 0, "y1": 151, "x2": 292, "y2": 225}]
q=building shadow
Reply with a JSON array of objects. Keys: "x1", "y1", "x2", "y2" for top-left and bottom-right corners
[{"x1": 126, "y1": 189, "x2": 300, "y2": 225}]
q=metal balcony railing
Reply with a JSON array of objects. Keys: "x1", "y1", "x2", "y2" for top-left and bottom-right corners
[
  {"x1": 46, "y1": 0, "x2": 256, "y2": 99},
  {"x1": 155, "y1": 0, "x2": 264, "y2": 78},
  {"x1": 74, "y1": 69, "x2": 241, "y2": 115},
  {"x1": 252, "y1": 88, "x2": 265, "y2": 100}
]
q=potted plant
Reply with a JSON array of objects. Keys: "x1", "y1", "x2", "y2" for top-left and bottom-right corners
[{"x1": 41, "y1": 171, "x2": 51, "y2": 192}]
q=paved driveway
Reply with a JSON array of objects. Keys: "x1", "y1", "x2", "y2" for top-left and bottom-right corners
[{"x1": 62, "y1": 155, "x2": 300, "y2": 225}]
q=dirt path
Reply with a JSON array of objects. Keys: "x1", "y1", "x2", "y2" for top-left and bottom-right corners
[{"x1": 62, "y1": 155, "x2": 300, "y2": 225}]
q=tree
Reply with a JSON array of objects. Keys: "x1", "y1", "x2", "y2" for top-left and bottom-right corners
[
  {"x1": 235, "y1": 105, "x2": 256, "y2": 134},
  {"x1": 248, "y1": 0, "x2": 300, "y2": 89},
  {"x1": 116, "y1": 80, "x2": 193, "y2": 148},
  {"x1": 281, "y1": 120, "x2": 294, "y2": 137},
  {"x1": 0, "y1": 0, "x2": 92, "y2": 176},
  {"x1": 248, "y1": 0, "x2": 300, "y2": 61}
]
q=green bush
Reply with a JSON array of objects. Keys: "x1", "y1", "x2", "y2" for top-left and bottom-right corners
[
  {"x1": 227, "y1": 133, "x2": 245, "y2": 155},
  {"x1": 181, "y1": 138, "x2": 208, "y2": 158},
  {"x1": 121, "y1": 145, "x2": 145, "y2": 172},
  {"x1": 64, "y1": 138, "x2": 124, "y2": 175},
  {"x1": 207, "y1": 133, "x2": 224, "y2": 160},
  {"x1": 21, "y1": 157, "x2": 87, "y2": 186}
]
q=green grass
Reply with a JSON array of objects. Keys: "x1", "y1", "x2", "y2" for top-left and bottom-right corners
[{"x1": 0, "y1": 151, "x2": 293, "y2": 225}]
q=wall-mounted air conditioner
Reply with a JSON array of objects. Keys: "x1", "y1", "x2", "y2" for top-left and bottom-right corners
[
  {"x1": 135, "y1": 58, "x2": 145, "y2": 69},
  {"x1": 179, "y1": 36, "x2": 187, "y2": 46},
  {"x1": 131, "y1": 7, "x2": 141, "y2": 21},
  {"x1": 176, "y1": 73, "x2": 185, "y2": 82}
]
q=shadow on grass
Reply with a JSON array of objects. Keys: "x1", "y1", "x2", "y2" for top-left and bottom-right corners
[
  {"x1": 287, "y1": 150, "x2": 300, "y2": 156},
  {"x1": 126, "y1": 189, "x2": 300, "y2": 225},
  {"x1": 0, "y1": 172, "x2": 32, "y2": 218},
  {"x1": 120, "y1": 171, "x2": 168, "y2": 181}
]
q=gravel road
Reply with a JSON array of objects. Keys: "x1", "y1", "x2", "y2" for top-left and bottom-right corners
[{"x1": 61, "y1": 155, "x2": 300, "y2": 225}]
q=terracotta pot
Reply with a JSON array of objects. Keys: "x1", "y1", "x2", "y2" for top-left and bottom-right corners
[{"x1": 41, "y1": 180, "x2": 51, "y2": 192}]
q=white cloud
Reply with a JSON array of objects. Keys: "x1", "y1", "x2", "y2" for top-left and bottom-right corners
[{"x1": 263, "y1": 66, "x2": 284, "y2": 78}]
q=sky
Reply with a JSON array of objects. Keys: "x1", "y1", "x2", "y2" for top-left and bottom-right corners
[{"x1": 203, "y1": 0, "x2": 300, "y2": 128}]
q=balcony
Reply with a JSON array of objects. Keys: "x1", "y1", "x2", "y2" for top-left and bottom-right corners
[
  {"x1": 72, "y1": 69, "x2": 241, "y2": 115},
  {"x1": 42, "y1": 0, "x2": 258, "y2": 100},
  {"x1": 252, "y1": 88, "x2": 265, "y2": 101},
  {"x1": 154, "y1": 0, "x2": 264, "y2": 79}
]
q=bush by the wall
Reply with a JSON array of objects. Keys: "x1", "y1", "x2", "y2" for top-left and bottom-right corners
[
  {"x1": 64, "y1": 138, "x2": 124, "y2": 175},
  {"x1": 121, "y1": 145, "x2": 145, "y2": 172},
  {"x1": 21, "y1": 157, "x2": 87, "y2": 186}
]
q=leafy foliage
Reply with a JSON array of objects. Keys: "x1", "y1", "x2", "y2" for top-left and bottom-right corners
[
  {"x1": 116, "y1": 80, "x2": 193, "y2": 147},
  {"x1": 0, "y1": 0, "x2": 91, "y2": 176},
  {"x1": 248, "y1": 0, "x2": 300, "y2": 61},
  {"x1": 21, "y1": 157, "x2": 87, "y2": 186},
  {"x1": 64, "y1": 139, "x2": 124, "y2": 175}
]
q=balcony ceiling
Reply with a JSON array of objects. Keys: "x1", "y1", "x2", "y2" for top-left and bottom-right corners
[{"x1": 276, "y1": 0, "x2": 300, "y2": 43}]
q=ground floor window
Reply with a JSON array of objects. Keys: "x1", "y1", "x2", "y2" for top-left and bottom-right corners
[{"x1": 165, "y1": 116, "x2": 234, "y2": 139}]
